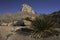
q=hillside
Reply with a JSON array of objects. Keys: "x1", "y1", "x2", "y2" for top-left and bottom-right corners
[{"x1": 50, "y1": 11, "x2": 60, "y2": 27}]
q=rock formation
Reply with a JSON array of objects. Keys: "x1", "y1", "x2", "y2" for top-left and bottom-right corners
[
  {"x1": 21, "y1": 4, "x2": 35, "y2": 14},
  {"x1": 23, "y1": 20, "x2": 31, "y2": 26}
]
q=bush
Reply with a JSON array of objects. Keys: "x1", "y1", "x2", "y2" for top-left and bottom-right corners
[
  {"x1": 30, "y1": 15, "x2": 58, "y2": 39},
  {"x1": 25, "y1": 17, "x2": 31, "y2": 21}
]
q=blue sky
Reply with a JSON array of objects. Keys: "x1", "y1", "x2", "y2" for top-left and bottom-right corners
[{"x1": 0, "y1": 0, "x2": 60, "y2": 14}]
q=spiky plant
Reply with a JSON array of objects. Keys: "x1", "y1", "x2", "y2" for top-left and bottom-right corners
[
  {"x1": 24, "y1": 17, "x2": 31, "y2": 21},
  {"x1": 30, "y1": 15, "x2": 58, "y2": 40}
]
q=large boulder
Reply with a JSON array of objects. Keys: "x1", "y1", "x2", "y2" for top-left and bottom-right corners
[
  {"x1": 21, "y1": 4, "x2": 35, "y2": 14},
  {"x1": 7, "y1": 28, "x2": 34, "y2": 40},
  {"x1": 13, "y1": 20, "x2": 25, "y2": 26},
  {"x1": 1, "y1": 23, "x2": 8, "y2": 26},
  {"x1": 7, "y1": 33, "x2": 34, "y2": 40},
  {"x1": 23, "y1": 20, "x2": 31, "y2": 26},
  {"x1": 0, "y1": 26, "x2": 14, "y2": 40}
]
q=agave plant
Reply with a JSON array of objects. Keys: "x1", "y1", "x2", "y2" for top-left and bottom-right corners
[{"x1": 30, "y1": 15, "x2": 58, "y2": 40}]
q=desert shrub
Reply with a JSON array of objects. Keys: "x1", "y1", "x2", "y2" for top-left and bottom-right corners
[
  {"x1": 25, "y1": 17, "x2": 31, "y2": 21},
  {"x1": 30, "y1": 15, "x2": 59, "y2": 40}
]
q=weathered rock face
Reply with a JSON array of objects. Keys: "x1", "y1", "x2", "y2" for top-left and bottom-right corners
[
  {"x1": 21, "y1": 4, "x2": 35, "y2": 14},
  {"x1": 23, "y1": 20, "x2": 31, "y2": 26},
  {"x1": 13, "y1": 20, "x2": 25, "y2": 26},
  {"x1": 1, "y1": 23, "x2": 8, "y2": 26}
]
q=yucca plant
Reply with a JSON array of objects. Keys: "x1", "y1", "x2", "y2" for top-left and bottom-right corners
[{"x1": 30, "y1": 15, "x2": 58, "y2": 40}]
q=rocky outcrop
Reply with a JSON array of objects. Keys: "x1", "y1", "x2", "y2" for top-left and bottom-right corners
[
  {"x1": 23, "y1": 20, "x2": 31, "y2": 26},
  {"x1": 13, "y1": 20, "x2": 25, "y2": 26},
  {"x1": 21, "y1": 4, "x2": 35, "y2": 14},
  {"x1": 1, "y1": 23, "x2": 8, "y2": 26},
  {"x1": 7, "y1": 34, "x2": 33, "y2": 40},
  {"x1": 0, "y1": 26, "x2": 28, "y2": 40}
]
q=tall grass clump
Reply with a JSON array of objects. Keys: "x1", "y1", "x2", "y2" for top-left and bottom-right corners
[{"x1": 30, "y1": 15, "x2": 58, "y2": 40}]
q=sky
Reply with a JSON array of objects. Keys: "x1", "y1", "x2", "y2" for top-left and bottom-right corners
[{"x1": 0, "y1": 0, "x2": 60, "y2": 14}]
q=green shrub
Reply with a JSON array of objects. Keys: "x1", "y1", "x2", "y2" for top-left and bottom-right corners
[{"x1": 30, "y1": 15, "x2": 58, "y2": 39}]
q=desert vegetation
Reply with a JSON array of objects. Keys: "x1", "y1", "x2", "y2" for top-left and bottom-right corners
[{"x1": 30, "y1": 14, "x2": 60, "y2": 40}]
